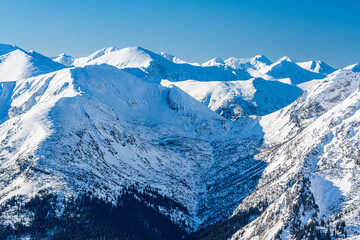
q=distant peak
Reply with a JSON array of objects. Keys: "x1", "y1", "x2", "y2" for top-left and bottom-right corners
[
  {"x1": 59, "y1": 53, "x2": 71, "y2": 57},
  {"x1": 160, "y1": 52, "x2": 174, "y2": 58},
  {"x1": 253, "y1": 54, "x2": 266, "y2": 59},
  {"x1": 345, "y1": 63, "x2": 360, "y2": 73},
  {"x1": 86, "y1": 46, "x2": 120, "y2": 61},
  {"x1": 278, "y1": 56, "x2": 294, "y2": 62},
  {"x1": 202, "y1": 57, "x2": 225, "y2": 66},
  {"x1": 95, "y1": 46, "x2": 119, "y2": 54},
  {"x1": 213, "y1": 57, "x2": 224, "y2": 63},
  {"x1": 253, "y1": 55, "x2": 272, "y2": 64}
]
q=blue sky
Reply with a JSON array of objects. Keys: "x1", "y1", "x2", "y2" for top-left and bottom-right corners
[{"x1": 1, "y1": 0, "x2": 359, "y2": 67}]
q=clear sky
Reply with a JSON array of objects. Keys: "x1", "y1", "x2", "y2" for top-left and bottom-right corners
[{"x1": 1, "y1": 0, "x2": 359, "y2": 68}]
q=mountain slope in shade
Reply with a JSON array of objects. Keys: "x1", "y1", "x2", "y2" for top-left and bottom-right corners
[
  {"x1": 229, "y1": 69, "x2": 360, "y2": 239},
  {"x1": 297, "y1": 60, "x2": 336, "y2": 74},
  {"x1": 0, "y1": 64, "x2": 266, "y2": 233},
  {"x1": 260, "y1": 69, "x2": 360, "y2": 145},
  {"x1": 162, "y1": 78, "x2": 302, "y2": 120},
  {"x1": 0, "y1": 44, "x2": 65, "y2": 82},
  {"x1": 345, "y1": 63, "x2": 360, "y2": 73},
  {"x1": 0, "y1": 44, "x2": 20, "y2": 55},
  {"x1": 73, "y1": 46, "x2": 252, "y2": 82},
  {"x1": 260, "y1": 56, "x2": 324, "y2": 84},
  {"x1": 2, "y1": 43, "x2": 360, "y2": 239}
]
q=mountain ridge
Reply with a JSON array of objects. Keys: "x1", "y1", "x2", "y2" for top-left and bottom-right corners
[{"x1": 0, "y1": 43, "x2": 360, "y2": 239}]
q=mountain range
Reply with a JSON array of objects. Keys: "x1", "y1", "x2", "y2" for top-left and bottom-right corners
[{"x1": 0, "y1": 43, "x2": 359, "y2": 239}]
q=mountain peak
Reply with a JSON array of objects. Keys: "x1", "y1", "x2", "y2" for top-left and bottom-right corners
[
  {"x1": 52, "y1": 53, "x2": 74, "y2": 67},
  {"x1": 278, "y1": 56, "x2": 294, "y2": 62},
  {"x1": 345, "y1": 63, "x2": 360, "y2": 72},
  {"x1": 89, "y1": 46, "x2": 119, "y2": 58},
  {"x1": 202, "y1": 57, "x2": 225, "y2": 67},
  {"x1": 0, "y1": 43, "x2": 22, "y2": 56},
  {"x1": 297, "y1": 60, "x2": 336, "y2": 74},
  {"x1": 253, "y1": 55, "x2": 272, "y2": 65},
  {"x1": 160, "y1": 52, "x2": 187, "y2": 64}
]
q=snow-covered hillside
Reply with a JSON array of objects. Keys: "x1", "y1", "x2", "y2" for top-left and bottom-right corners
[
  {"x1": 73, "y1": 46, "x2": 252, "y2": 82},
  {"x1": 0, "y1": 61, "x2": 263, "y2": 232},
  {"x1": 231, "y1": 69, "x2": 360, "y2": 239},
  {"x1": 52, "y1": 53, "x2": 74, "y2": 67},
  {"x1": 225, "y1": 55, "x2": 272, "y2": 70},
  {"x1": 202, "y1": 57, "x2": 225, "y2": 67},
  {"x1": 163, "y1": 78, "x2": 302, "y2": 119},
  {"x1": 1, "y1": 43, "x2": 360, "y2": 239},
  {"x1": 297, "y1": 60, "x2": 336, "y2": 75},
  {"x1": 0, "y1": 44, "x2": 64, "y2": 82},
  {"x1": 260, "y1": 56, "x2": 325, "y2": 84}
]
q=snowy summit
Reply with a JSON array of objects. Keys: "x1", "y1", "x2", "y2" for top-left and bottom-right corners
[{"x1": 0, "y1": 43, "x2": 359, "y2": 240}]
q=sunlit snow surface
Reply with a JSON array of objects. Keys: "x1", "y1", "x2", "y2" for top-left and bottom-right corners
[{"x1": 1, "y1": 44, "x2": 360, "y2": 238}]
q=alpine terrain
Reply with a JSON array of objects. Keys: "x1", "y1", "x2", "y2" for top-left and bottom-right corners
[{"x1": 0, "y1": 43, "x2": 359, "y2": 240}]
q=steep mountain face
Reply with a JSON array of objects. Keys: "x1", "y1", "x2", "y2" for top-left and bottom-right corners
[
  {"x1": 0, "y1": 44, "x2": 20, "y2": 55},
  {"x1": 229, "y1": 69, "x2": 360, "y2": 239},
  {"x1": 260, "y1": 70, "x2": 360, "y2": 145},
  {"x1": 1, "y1": 43, "x2": 360, "y2": 239},
  {"x1": 345, "y1": 63, "x2": 360, "y2": 73},
  {"x1": 260, "y1": 57, "x2": 325, "y2": 85},
  {"x1": 163, "y1": 78, "x2": 302, "y2": 120},
  {"x1": 0, "y1": 63, "x2": 265, "y2": 235},
  {"x1": 297, "y1": 60, "x2": 336, "y2": 75},
  {"x1": 0, "y1": 44, "x2": 65, "y2": 82}
]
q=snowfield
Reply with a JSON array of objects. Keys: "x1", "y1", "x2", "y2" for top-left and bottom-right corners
[{"x1": 0, "y1": 43, "x2": 359, "y2": 239}]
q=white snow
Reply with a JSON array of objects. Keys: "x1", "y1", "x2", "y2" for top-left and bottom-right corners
[{"x1": 1, "y1": 43, "x2": 360, "y2": 238}]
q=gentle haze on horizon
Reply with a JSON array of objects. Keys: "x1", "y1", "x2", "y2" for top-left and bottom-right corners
[{"x1": 1, "y1": 0, "x2": 360, "y2": 67}]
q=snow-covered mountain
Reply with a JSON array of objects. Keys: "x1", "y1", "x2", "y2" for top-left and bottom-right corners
[
  {"x1": 73, "y1": 47, "x2": 252, "y2": 82},
  {"x1": 0, "y1": 44, "x2": 65, "y2": 82},
  {"x1": 231, "y1": 69, "x2": 360, "y2": 239},
  {"x1": 297, "y1": 60, "x2": 336, "y2": 75},
  {"x1": 225, "y1": 55, "x2": 272, "y2": 70},
  {"x1": 163, "y1": 78, "x2": 302, "y2": 120},
  {"x1": 260, "y1": 56, "x2": 325, "y2": 84},
  {"x1": 52, "y1": 53, "x2": 74, "y2": 67},
  {"x1": 1, "y1": 43, "x2": 360, "y2": 239},
  {"x1": 202, "y1": 57, "x2": 225, "y2": 67},
  {"x1": 160, "y1": 52, "x2": 188, "y2": 64},
  {"x1": 345, "y1": 63, "x2": 360, "y2": 73}
]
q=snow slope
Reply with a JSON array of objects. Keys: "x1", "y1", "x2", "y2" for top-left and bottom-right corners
[
  {"x1": 0, "y1": 63, "x2": 264, "y2": 231},
  {"x1": 231, "y1": 69, "x2": 360, "y2": 239},
  {"x1": 73, "y1": 46, "x2": 252, "y2": 82},
  {"x1": 0, "y1": 44, "x2": 65, "y2": 82},
  {"x1": 225, "y1": 55, "x2": 272, "y2": 70},
  {"x1": 345, "y1": 63, "x2": 360, "y2": 73},
  {"x1": 297, "y1": 60, "x2": 336, "y2": 75},
  {"x1": 160, "y1": 52, "x2": 188, "y2": 64},
  {"x1": 52, "y1": 53, "x2": 74, "y2": 67},
  {"x1": 163, "y1": 78, "x2": 302, "y2": 119},
  {"x1": 2, "y1": 43, "x2": 360, "y2": 239},
  {"x1": 0, "y1": 44, "x2": 20, "y2": 55},
  {"x1": 260, "y1": 56, "x2": 325, "y2": 84},
  {"x1": 260, "y1": 69, "x2": 360, "y2": 145},
  {"x1": 202, "y1": 57, "x2": 225, "y2": 67}
]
